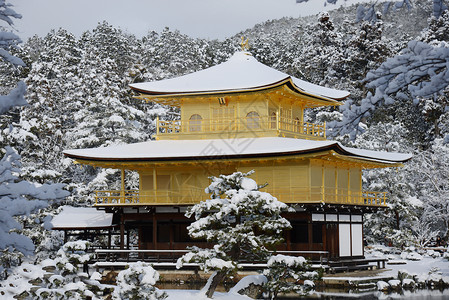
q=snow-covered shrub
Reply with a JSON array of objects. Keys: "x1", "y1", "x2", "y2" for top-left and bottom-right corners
[
  {"x1": 55, "y1": 240, "x2": 94, "y2": 273},
  {"x1": 177, "y1": 171, "x2": 292, "y2": 298},
  {"x1": 377, "y1": 280, "x2": 390, "y2": 291},
  {"x1": 402, "y1": 278, "x2": 415, "y2": 289},
  {"x1": 388, "y1": 279, "x2": 401, "y2": 290},
  {"x1": 426, "y1": 249, "x2": 441, "y2": 258},
  {"x1": 400, "y1": 251, "x2": 423, "y2": 261},
  {"x1": 263, "y1": 254, "x2": 320, "y2": 299},
  {"x1": 112, "y1": 262, "x2": 167, "y2": 300},
  {"x1": 3, "y1": 241, "x2": 99, "y2": 299}
]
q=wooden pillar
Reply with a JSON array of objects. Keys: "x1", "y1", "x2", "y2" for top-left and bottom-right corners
[
  {"x1": 276, "y1": 111, "x2": 279, "y2": 131},
  {"x1": 359, "y1": 168, "x2": 363, "y2": 204},
  {"x1": 153, "y1": 168, "x2": 157, "y2": 203},
  {"x1": 335, "y1": 166, "x2": 338, "y2": 203},
  {"x1": 347, "y1": 168, "x2": 351, "y2": 204},
  {"x1": 120, "y1": 169, "x2": 125, "y2": 204},
  {"x1": 120, "y1": 214, "x2": 125, "y2": 250},
  {"x1": 153, "y1": 213, "x2": 157, "y2": 250},
  {"x1": 308, "y1": 221, "x2": 313, "y2": 251},
  {"x1": 126, "y1": 230, "x2": 130, "y2": 249},
  {"x1": 321, "y1": 163, "x2": 325, "y2": 202},
  {"x1": 169, "y1": 219, "x2": 174, "y2": 250},
  {"x1": 323, "y1": 121, "x2": 326, "y2": 139}
]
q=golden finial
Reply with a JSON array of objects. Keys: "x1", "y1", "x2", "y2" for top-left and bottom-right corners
[{"x1": 240, "y1": 37, "x2": 250, "y2": 51}]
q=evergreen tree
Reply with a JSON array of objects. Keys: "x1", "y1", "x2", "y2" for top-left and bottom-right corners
[{"x1": 177, "y1": 171, "x2": 291, "y2": 298}]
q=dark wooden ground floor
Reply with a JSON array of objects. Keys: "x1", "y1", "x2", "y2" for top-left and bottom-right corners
[{"x1": 108, "y1": 206, "x2": 367, "y2": 260}]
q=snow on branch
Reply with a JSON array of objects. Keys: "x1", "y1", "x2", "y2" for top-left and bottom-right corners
[
  {"x1": 0, "y1": 81, "x2": 27, "y2": 114},
  {"x1": 434, "y1": 0, "x2": 449, "y2": 18},
  {"x1": 333, "y1": 40, "x2": 449, "y2": 138},
  {"x1": 0, "y1": 0, "x2": 21, "y2": 26},
  {"x1": 0, "y1": 147, "x2": 69, "y2": 255}
]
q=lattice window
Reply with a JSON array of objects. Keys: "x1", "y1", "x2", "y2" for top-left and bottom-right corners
[
  {"x1": 189, "y1": 114, "x2": 202, "y2": 132},
  {"x1": 246, "y1": 111, "x2": 260, "y2": 129}
]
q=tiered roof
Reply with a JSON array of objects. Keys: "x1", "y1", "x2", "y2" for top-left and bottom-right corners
[{"x1": 130, "y1": 52, "x2": 349, "y2": 104}]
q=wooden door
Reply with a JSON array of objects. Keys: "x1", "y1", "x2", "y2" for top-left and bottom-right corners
[{"x1": 326, "y1": 223, "x2": 339, "y2": 258}]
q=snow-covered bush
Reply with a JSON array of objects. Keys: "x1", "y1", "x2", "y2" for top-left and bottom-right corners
[
  {"x1": 0, "y1": 241, "x2": 105, "y2": 299},
  {"x1": 263, "y1": 254, "x2": 320, "y2": 299},
  {"x1": 177, "y1": 171, "x2": 292, "y2": 298},
  {"x1": 32, "y1": 241, "x2": 99, "y2": 299},
  {"x1": 56, "y1": 240, "x2": 94, "y2": 270},
  {"x1": 112, "y1": 262, "x2": 167, "y2": 300},
  {"x1": 377, "y1": 280, "x2": 390, "y2": 291}
]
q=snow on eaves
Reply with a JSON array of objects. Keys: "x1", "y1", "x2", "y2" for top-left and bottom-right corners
[
  {"x1": 51, "y1": 206, "x2": 114, "y2": 229},
  {"x1": 129, "y1": 52, "x2": 350, "y2": 101},
  {"x1": 63, "y1": 137, "x2": 412, "y2": 164}
]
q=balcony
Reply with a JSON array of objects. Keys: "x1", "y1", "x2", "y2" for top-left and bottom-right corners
[
  {"x1": 94, "y1": 189, "x2": 387, "y2": 207},
  {"x1": 155, "y1": 115, "x2": 326, "y2": 140}
]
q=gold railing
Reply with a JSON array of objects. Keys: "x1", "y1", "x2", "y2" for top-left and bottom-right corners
[
  {"x1": 94, "y1": 188, "x2": 387, "y2": 207},
  {"x1": 156, "y1": 115, "x2": 326, "y2": 139},
  {"x1": 95, "y1": 188, "x2": 205, "y2": 206}
]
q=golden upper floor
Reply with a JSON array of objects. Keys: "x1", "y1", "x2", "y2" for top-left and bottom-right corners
[
  {"x1": 63, "y1": 137, "x2": 412, "y2": 208},
  {"x1": 92, "y1": 156, "x2": 388, "y2": 207},
  {"x1": 130, "y1": 52, "x2": 349, "y2": 141}
]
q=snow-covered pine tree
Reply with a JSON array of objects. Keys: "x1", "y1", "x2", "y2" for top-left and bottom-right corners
[
  {"x1": 0, "y1": 2, "x2": 72, "y2": 279},
  {"x1": 0, "y1": 147, "x2": 69, "y2": 278},
  {"x1": 0, "y1": 0, "x2": 26, "y2": 113},
  {"x1": 412, "y1": 140, "x2": 449, "y2": 241},
  {"x1": 294, "y1": 12, "x2": 345, "y2": 87},
  {"x1": 6, "y1": 29, "x2": 81, "y2": 184},
  {"x1": 176, "y1": 171, "x2": 292, "y2": 298}
]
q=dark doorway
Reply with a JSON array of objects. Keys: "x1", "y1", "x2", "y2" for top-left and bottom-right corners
[{"x1": 326, "y1": 223, "x2": 339, "y2": 258}]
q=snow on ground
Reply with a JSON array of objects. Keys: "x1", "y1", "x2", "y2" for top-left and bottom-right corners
[
  {"x1": 366, "y1": 245, "x2": 449, "y2": 277},
  {"x1": 382, "y1": 256, "x2": 449, "y2": 278}
]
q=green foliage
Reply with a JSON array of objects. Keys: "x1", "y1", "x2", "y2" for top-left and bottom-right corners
[{"x1": 263, "y1": 254, "x2": 320, "y2": 299}]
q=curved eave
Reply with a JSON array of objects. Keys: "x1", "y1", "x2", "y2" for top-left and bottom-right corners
[
  {"x1": 64, "y1": 142, "x2": 409, "y2": 169},
  {"x1": 329, "y1": 152, "x2": 405, "y2": 169},
  {"x1": 132, "y1": 78, "x2": 343, "y2": 107}
]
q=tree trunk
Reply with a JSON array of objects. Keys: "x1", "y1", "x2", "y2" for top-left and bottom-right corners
[
  {"x1": 395, "y1": 210, "x2": 400, "y2": 230},
  {"x1": 205, "y1": 271, "x2": 227, "y2": 298}
]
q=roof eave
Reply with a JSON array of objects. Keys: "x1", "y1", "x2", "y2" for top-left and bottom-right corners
[
  {"x1": 131, "y1": 78, "x2": 344, "y2": 106},
  {"x1": 63, "y1": 141, "x2": 409, "y2": 168}
]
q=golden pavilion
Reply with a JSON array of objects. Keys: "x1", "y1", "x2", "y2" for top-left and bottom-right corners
[{"x1": 63, "y1": 51, "x2": 411, "y2": 259}]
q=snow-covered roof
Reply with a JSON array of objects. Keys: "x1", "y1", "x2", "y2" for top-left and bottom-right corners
[
  {"x1": 129, "y1": 52, "x2": 350, "y2": 101},
  {"x1": 51, "y1": 206, "x2": 114, "y2": 229},
  {"x1": 63, "y1": 137, "x2": 412, "y2": 165}
]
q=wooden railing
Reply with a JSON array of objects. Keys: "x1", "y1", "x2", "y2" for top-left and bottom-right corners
[
  {"x1": 94, "y1": 189, "x2": 387, "y2": 207},
  {"x1": 94, "y1": 249, "x2": 329, "y2": 265},
  {"x1": 156, "y1": 115, "x2": 326, "y2": 139}
]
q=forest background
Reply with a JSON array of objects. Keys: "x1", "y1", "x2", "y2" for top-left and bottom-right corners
[{"x1": 0, "y1": 0, "x2": 448, "y2": 278}]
